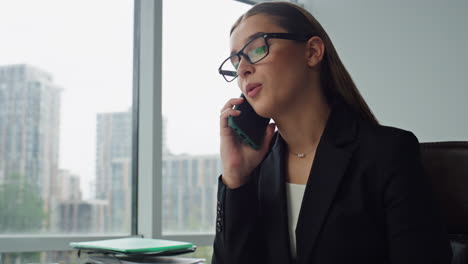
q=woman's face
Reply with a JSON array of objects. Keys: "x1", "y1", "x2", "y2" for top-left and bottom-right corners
[{"x1": 230, "y1": 14, "x2": 312, "y2": 118}]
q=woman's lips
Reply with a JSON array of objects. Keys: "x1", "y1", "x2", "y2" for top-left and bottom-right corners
[{"x1": 247, "y1": 84, "x2": 262, "y2": 98}]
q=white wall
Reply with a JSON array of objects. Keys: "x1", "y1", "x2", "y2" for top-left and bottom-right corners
[{"x1": 300, "y1": 0, "x2": 468, "y2": 142}]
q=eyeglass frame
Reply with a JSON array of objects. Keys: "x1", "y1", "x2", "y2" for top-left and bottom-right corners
[{"x1": 218, "y1": 32, "x2": 317, "y2": 82}]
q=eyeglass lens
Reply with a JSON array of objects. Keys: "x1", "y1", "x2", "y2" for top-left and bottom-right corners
[{"x1": 220, "y1": 36, "x2": 268, "y2": 81}]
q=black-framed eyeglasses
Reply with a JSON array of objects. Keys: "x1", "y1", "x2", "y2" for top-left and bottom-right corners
[{"x1": 218, "y1": 32, "x2": 316, "y2": 82}]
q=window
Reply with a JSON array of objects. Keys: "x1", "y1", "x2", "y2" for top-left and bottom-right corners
[
  {"x1": 136, "y1": 0, "x2": 251, "y2": 261},
  {"x1": 161, "y1": 0, "x2": 250, "y2": 236},
  {"x1": 0, "y1": 0, "x2": 134, "y2": 258},
  {"x1": 0, "y1": 0, "x2": 254, "y2": 262}
]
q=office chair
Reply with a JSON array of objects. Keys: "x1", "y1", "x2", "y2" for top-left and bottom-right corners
[{"x1": 420, "y1": 142, "x2": 468, "y2": 264}]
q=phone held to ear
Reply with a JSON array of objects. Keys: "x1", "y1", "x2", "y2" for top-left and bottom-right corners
[{"x1": 228, "y1": 94, "x2": 271, "y2": 150}]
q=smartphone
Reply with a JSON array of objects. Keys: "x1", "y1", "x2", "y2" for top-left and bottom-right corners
[{"x1": 228, "y1": 94, "x2": 271, "y2": 150}]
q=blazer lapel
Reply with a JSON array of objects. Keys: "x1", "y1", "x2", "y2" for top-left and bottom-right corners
[
  {"x1": 259, "y1": 133, "x2": 292, "y2": 263},
  {"x1": 294, "y1": 99, "x2": 359, "y2": 264}
]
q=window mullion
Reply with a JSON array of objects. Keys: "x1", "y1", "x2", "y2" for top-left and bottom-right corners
[{"x1": 136, "y1": 0, "x2": 163, "y2": 239}]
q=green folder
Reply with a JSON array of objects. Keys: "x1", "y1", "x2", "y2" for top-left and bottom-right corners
[{"x1": 69, "y1": 237, "x2": 195, "y2": 254}]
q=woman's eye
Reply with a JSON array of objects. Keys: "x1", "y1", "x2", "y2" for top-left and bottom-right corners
[
  {"x1": 254, "y1": 46, "x2": 266, "y2": 55},
  {"x1": 247, "y1": 46, "x2": 266, "y2": 60},
  {"x1": 250, "y1": 46, "x2": 265, "y2": 56}
]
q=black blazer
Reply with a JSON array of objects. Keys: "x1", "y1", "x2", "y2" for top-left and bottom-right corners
[{"x1": 212, "y1": 98, "x2": 453, "y2": 264}]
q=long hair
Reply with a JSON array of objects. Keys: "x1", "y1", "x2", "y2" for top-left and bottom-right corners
[{"x1": 230, "y1": 2, "x2": 379, "y2": 124}]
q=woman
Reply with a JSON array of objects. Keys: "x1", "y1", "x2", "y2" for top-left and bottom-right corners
[{"x1": 213, "y1": 2, "x2": 452, "y2": 264}]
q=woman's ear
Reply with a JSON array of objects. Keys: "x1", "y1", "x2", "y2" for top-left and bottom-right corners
[{"x1": 305, "y1": 36, "x2": 325, "y2": 68}]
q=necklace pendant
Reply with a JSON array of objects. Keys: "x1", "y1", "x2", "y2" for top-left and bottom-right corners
[{"x1": 297, "y1": 153, "x2": 305, "y2": 158}]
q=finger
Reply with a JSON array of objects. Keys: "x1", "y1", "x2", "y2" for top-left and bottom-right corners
[
  {"x1": 220, "y1": 108, "x2": 242, "y2": 131},
  {"x1": 220, "y1": 97, "x2": 244, "y2": 113}
]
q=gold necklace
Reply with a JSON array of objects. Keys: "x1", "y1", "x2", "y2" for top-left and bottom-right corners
[{"x1": 289, "y1": 149, "x2": 315, "y2": 158}]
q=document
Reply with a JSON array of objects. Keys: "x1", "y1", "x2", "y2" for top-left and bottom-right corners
[{"x1": 70, "y1": 237, "x2": 195, "y2": 254}]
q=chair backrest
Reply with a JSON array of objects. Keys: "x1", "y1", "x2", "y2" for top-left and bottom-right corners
[{"x1": 420, "y1": 142, "x2": 468, "y2": 264}]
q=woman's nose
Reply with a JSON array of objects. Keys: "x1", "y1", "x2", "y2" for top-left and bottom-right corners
[{"x1": 237, "y1": 56, "x2": 254, "y2": 79}]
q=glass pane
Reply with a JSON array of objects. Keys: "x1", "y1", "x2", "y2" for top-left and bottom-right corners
[
  {"x1": 0, "y1": 0, "x2": 134, "y2": 235},
  {"x1": 162, "y1": 0, "x2": 250, "y2": 234}
]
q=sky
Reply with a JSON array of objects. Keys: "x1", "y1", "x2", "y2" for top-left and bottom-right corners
[
  {"x1": 0, "y1": 0, "x2": 250, "y2": 198},
  {"x1": 161, "y1": 0, "x2": 250, "y2": 156}
]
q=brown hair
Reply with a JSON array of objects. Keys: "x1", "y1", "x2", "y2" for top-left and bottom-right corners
[{"x1": 231, "y1": 2, "x2": 378, "y2": 124}]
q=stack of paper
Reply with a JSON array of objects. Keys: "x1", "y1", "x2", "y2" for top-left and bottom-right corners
[
  {"x1": 70, "y1": 237, "x2": 204, "y2": 263},
  {"x1": 89, "y1": 255, "x2": 205, "y2": 264}
]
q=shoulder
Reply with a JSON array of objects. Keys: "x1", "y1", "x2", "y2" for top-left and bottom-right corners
[
  {"x1": 357, "y1": 118, "x2": 420, "y2": 153},
  {"x1": 353, "y1": 118, "x2": 422, "y2": 173}
]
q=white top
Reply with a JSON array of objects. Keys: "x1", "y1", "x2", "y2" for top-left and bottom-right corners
[{"x1": 285, "y1": 182, "x2": 307, "y2": 260}]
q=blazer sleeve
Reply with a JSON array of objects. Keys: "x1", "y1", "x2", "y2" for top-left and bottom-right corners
[
  {"x1": 212, "y1": 168, "x2": 265, "y2": 264},
  {"x1": 383, "y1": 132, "x2": 453, "y2": 264}
]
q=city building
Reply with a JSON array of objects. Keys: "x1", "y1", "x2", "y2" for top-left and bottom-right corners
[
  {"x1": 0, "y1": 64, "x2": 62, "y2": 230},
  {"x1": 57, "y1": 169, "x2": 82, "y2": 201},
  {"x1": 57, "y1": 199, "x2": 108, "y2": 233},
  {"x1": 49, "y1": 169, "x2": 83, "y2": 232},
  {"x1": 95, "y1": 110, "x2": 132, "y2": 233},
  {"x1": 162, "y1": 153, "x2": 221, "y2": 233}
]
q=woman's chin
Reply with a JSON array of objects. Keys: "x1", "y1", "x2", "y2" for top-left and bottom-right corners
[{"x1": 252, "y1": 104, "x2": 273, "y2": 119}]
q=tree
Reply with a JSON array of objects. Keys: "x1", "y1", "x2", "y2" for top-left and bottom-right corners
[{"x1": 0, "y1": 173, "x2": 46, "y2": 233}]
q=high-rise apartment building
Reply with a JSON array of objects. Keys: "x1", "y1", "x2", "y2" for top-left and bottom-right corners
[
  {"x1": 57, "y1": 169, "x2": 82, "y2": 201},
  {"x1": 95, "y1": 111, "x2": 132, "y2": 199},
  {"x1": 95, "y1": 110, "x2": 132, "y2": 232},
  {"x1": 50, "y1": 169, "x2": 83, "y2": 232},
  {"x1": 0, "y1": 64, "x2": 62, "y2": 226},
  {"x1": 162, "y1": 154, "x2": 221, "y2": 233},
  {"x1": 57, "y1": 199, "x2": 108, "y2": 233},
  {"x1": 95, "y1": 110, "x2": 222, "y2": 233}
]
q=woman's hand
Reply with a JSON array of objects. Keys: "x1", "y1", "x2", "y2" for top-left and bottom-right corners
[{"x1": 219, "y1": 97, "x2": 276, "y2": 189}]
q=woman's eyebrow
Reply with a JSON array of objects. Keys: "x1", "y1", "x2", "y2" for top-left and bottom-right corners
[{"x1": 230, "y1": 32, "x2": 266, "y2": 55}]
